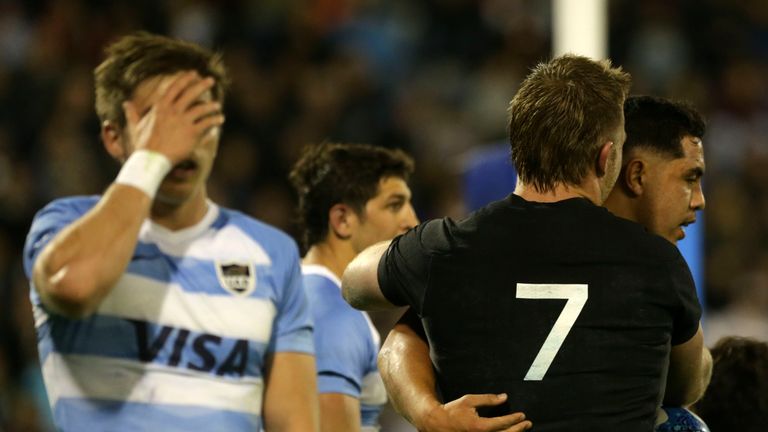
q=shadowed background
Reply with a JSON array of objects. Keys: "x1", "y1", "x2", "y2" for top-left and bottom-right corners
[{"x1": 1, "y1": 1, "x2": 767, "y2": 430}]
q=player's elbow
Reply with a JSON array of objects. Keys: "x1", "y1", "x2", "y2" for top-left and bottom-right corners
[
  {"x1": 664, "y1": 351, "x2": 712, "y2": 407},
  {"x1": 340, "y1": 277, "x2": 363, "y2": 310},
  {"x1": 663, "y1": 382, "x2": 706, "y2": 407},
  {"x1": 684, "y1": 348, "x2": 714, "y2": 405},
  {"x1": 33, "y1": 260, "x2": 99, "y2": 319}
]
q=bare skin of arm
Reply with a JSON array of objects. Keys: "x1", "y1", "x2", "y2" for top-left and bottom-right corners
[
  {"x1": 343, "y1": 239, "x2": 532, "y2": 430},
  {"x1": 262, "y1": 352, "x2": 320, "y2": 432},
  {"x1": 380, "y1": 313, "x2": 532, "y2": 432},
  {"x1": 318, "y1": 393, "x2": 361, "y2": 432},
  {"x1": 32, "y1": 73, "x2": 223, "y2": 318},
  {"x1": 664, "y1": 325, "x2": 713, "y2": 407},
  {"x1": 342, "y1": 241, "x2": 393, "y2": 311}
]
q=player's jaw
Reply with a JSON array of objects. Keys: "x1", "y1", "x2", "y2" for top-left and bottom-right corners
[
  {"x1": 157, "y1": 152, "x2": 214, "y2": 205},
  {"x1": 166, "y1": 158, "x2": 200, "y2": 181},
  {"x1": 672, "y1": 216, "x2": 697, "y2": 244}
]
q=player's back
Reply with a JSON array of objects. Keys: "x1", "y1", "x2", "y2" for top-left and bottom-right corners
[{"x1": 415, "y1": 195, "x2": 701, "y2": 431}]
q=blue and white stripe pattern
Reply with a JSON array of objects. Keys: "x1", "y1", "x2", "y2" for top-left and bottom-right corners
[
  {"x1": 24, "y1": 196, "x2": 313, "y2": 432},
  {"x1": 302, "y1": 264, "x2": 386, "y2": 431}
]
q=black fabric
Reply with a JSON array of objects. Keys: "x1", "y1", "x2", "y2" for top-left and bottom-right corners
[{"x1": 377, "y1": 194, "x2": 701, "y2": 431}]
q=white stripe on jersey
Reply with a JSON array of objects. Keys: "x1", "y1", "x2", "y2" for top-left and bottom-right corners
[
  {"x1": 360, "y1": 371, "x2": 387, "y2": 406},
  {"x1": 140, "y1": 216, "x2": 272, "y2": 265},
  {"x1": 43, "y1": 353, "x2": 264, "y2": 414},
  {"x1": 98, "y1": 273, "x2": 276, "y2": 342}
]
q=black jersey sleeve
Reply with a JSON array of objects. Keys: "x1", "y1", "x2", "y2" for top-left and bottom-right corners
[
  {"x1": 397, "y1": 307, "x2": 428, "y2": 341},
  {"x1": 667, "y1": 251, "x2": 702, "y2": 345},
  {"x1": 377, "y1": 221, "x2": 435, "y2": 313}
]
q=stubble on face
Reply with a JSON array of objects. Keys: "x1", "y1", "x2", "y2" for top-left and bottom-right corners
[{"x1": 642, "y1": 136, "x2": 705, "y2": 245}]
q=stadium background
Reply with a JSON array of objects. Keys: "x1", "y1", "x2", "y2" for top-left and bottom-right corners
[{"x1": 0, "y1": 1, "x2": 766, "y2": 430}]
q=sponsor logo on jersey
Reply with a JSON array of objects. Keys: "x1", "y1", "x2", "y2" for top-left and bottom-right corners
[
  {"x1": 215, "y1": 261, "x2": 256, "y2": 296},
  {"x1": 132, "y1": 320, "x2": 250, "y2": 377}
]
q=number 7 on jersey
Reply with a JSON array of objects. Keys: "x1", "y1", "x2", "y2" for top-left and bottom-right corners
[{"x1": 516, "y1": 283, "x2": 588, "y2": 381}]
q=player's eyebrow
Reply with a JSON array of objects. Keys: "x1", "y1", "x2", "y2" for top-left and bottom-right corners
[{"x1": 386, "y1": 193, "x2": 410, "y2": 203}]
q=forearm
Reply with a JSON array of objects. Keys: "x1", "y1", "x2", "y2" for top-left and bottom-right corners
[
  {"x1": 380, "y1": 320, "x2": 532, "y2": 432},
  {"x1": 379, "y1": 324, "x2": 440, "y2": 427},
  {"x1": 689, "y1": 347, "x2": 713, "y2": 405},
  {"x1": 318, "y1": 393, "x2": 361, "y2": 432},
  {"x1": 33, "y1": 184, "x2": 151, "y2": 318},
  {"x1": 664, "y1": 326, "x2": 712, "y2": 406},
  {"x1": 262, "y1": 353, "x2": 320, "y2": 432}
]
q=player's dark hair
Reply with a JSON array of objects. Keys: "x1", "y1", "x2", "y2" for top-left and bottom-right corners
[
  {"x1": 94, "y1": 31, "x2": 229, "y2": 128},
  {"x1": 289, "y1": 142, "x2": 414, "y2": 250},
  {"x1": 624, "y1": 95, "x2": 706, "y2": 158},
  {"x1": 508, "y1": 54, "x2": 631, "y2": 192},
  {"x1": 692, "y1": 336, "x2": 768, "y2": 431}
]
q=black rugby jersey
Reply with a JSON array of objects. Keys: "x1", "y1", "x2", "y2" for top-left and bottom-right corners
[{"x1": 378, "y1": 194, "x2": 700, "y2": 431}]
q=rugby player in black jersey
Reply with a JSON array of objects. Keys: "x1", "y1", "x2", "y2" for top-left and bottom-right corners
[
  {"x1": 341, "y1": 56, "x2": 712, "y2": 431},
  {"x1": 375, "y1": 95, "x2": 711, "y2": 432}
]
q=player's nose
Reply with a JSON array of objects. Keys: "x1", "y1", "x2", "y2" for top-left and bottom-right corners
[
  {"x1": 401, "y1": 202, "x2": 419, "y2": 232},
  {"x1": 691, "y1": 183, "x2": 705, "y2": 211}
]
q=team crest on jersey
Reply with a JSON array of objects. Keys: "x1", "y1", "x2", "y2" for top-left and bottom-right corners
[{"x1": 215, "y1": 261, "x2": 256, "y2": 296}]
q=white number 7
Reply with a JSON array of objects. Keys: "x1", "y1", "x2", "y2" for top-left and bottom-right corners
[{"x1": 516, "y1": 283, "x2": 588, "y2": 381}]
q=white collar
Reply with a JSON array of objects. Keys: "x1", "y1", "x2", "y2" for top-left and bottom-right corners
[
  {"x1": 301, "y1": 264, "x2": 342, "y2": 288},
  {"x1": 142, "y1": 200, "x2": 220, "y2": 244}
]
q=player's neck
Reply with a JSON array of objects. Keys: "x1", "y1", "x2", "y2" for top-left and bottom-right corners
[
  {"x1": 302, "y1": 241, "x2": 356, "y2": 280},
  {"x1": 514, "y1": 176, "x2": 604, "y2": 205},
  {"x1": 149, "y1": 188, "x2": 209, "y2": 231},
  {"x1": 603, "y1": 190, "x2": 636, "y2": 221}
]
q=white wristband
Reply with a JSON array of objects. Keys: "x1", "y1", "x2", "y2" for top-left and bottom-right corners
[{"x1": 114, "y1": 150, "x2": 173, "y2": 199}]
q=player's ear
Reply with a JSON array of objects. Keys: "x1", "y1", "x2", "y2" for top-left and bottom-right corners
[
  {"x1": 623, "y1": 158, "x2": 645, "y2": 197},
  {"x1": 596, "y1": 141, "x2": 615, "y2": 177},
  {"x1": 329, "y1": 203, "x2": 355, "y2": 240},
  {"x1": 101, "y1": 121, "x2": 126, "y2": 163}
]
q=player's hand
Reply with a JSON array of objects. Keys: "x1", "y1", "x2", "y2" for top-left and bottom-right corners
[
  {"x1": 416, "y1": 393, "x2": 533, "y2": 432},
  {"x1": 123, "y1": 71, "x2": 225, "y2": 165}
]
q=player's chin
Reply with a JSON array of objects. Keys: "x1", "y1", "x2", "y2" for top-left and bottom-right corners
[
  {"x1": 662, "y1": 229, "x2": 683, "y2": 245},
  {"x1": 156, "y1": 181, "x2": 199, "y2": 205},
  {"x1": 674, "y1": 226, "x2": 686, "y2": 242}
]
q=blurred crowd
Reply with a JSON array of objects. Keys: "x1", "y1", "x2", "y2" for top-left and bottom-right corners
[{"x1": 0, "y1": 0, "x2": 766, "y2": 430}]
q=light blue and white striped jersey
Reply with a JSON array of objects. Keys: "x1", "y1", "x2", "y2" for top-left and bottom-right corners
[
  {"x1": 23, "y1": 196, "x2": 314, "y2": 432},
  {"x1": 302, "y1": 264, "x2": 386, "y2": 431}
]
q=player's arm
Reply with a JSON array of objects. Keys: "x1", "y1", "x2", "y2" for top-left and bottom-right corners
[
  {"x1": 318, "y1": 393, "x2": 360, "y2": 432},
  {"x1": 32, "y1": 184, "x2": 151, "y2": 318},
  {"x1": 380, "y1": 311, "x2": 532, "y2": 432},
  {"x1": 664, "y1": 325, "x2": 713, "y2": 407},
  {"x1": 262, "y1": 352, "x2": 320, "y2": 432},
  {"x1": 342, "y1": 241, "x2": 394, "y2": 310},
  {"x1": 32, "y1": 72, "x2": 223, "y2": 318}
]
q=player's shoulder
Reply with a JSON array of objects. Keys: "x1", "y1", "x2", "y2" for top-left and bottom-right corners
[
  {"x1": 28, "y1": 195, "x2": 100, "y2": 236},
  {"x1": 216, "y1": 206, "x2": 299, "y2": 254},
  {"x1": 312, "y1": 292, "x2": 366, "y2": 330},
  {"x1": 302, "y1": 268, "x2": 340, "y2": 299},
  {"x1": 400, "y1": 203, "x2": 517, "y2": 256},
  {"x1": 602, "y1": 211, "x2": 684, "y2": 264},
  {"x1": 394, "y1": 217, "x2": 456, "y2": 256},
  {"x1": 34, "y1": 195, "x2": 100, "y2": 220},
  {"x1": 410, "y1": 196, "x2": 518, "y2": 254},
  {"x1": 302, "y1": 269, "x2": 359, "y2": 318},
  {"x1": 303, "y1": 267, "x2": 371, "y2": 333}
]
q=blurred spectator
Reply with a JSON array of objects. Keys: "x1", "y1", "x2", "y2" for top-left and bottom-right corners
[
  {"x1": 693, "y1": 336, "x2": 768, "y2": 431},
  {"x1": 1, "y1": 1, "x2": 767, "y2": 430}
]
